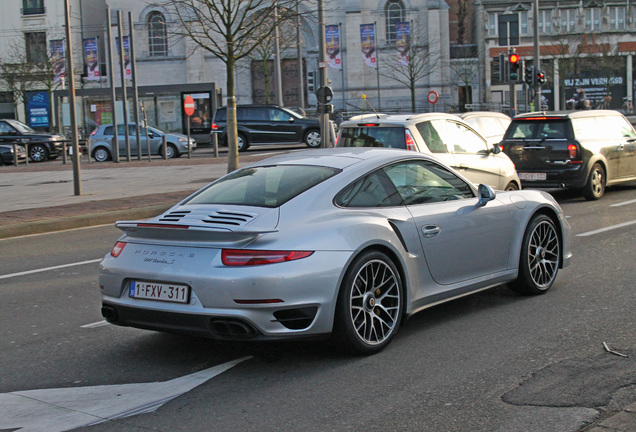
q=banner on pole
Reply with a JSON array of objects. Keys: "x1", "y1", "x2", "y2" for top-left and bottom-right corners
[
  {"x1": 360, "y1": 24, "x2": 376, "y2": 68},
  {"x1": 396, "y1": 22, "x2": 411, "y2": 66},
  {"x1": 50, "y1": 40, "x2": 65, "y2": 83},
  {"x1": 115, "y1": 36, "x2": 132, "y2": 80},
  {"x1": 83, "y1": 38, "x2": 100, "y2": 80},
  {"x1": 326, "y1": 25, "x2": 341, "y2": 70}
]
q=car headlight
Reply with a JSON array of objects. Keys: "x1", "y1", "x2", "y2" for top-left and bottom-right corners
[{"x1": 178, "y1": 138, "x2": 186, "y2": 142}]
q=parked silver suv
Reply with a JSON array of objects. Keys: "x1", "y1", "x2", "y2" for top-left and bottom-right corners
[
  {"x1": 336, "y1": 113, "x2": 520, "y2": 191},
  {"x1": 88, "y1": 124, "x2": 196, "y2": 162}
]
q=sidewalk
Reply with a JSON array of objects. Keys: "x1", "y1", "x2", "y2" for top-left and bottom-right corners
[{"x1": 0, "y1": 150, "x2": 272, "y2": 239}]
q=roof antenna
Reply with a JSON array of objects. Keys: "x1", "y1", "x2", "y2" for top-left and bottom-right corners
[{"x1": 361, "y1": 94, "x2": 380, "y2": 118}]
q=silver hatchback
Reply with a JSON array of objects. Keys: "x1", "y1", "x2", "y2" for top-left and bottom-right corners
[
  {"x1": 337, "y1": 113, "x2": 520, "y2": 191},
  {"x1": 88, "y1": 123, "x2": 196, "y2": 162}
]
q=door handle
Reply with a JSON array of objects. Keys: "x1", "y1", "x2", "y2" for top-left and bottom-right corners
[{"x1": 422, "y1": 225, "x2": 440, "y2": 238}]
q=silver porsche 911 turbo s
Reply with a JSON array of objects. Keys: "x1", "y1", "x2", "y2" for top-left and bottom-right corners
[{"x1": 99, "y1": 148, "x2": 572, "y2": 355}]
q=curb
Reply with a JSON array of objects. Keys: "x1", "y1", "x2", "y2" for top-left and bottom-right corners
[{"x1": 0, "y1": 204, "x2": 172, "y2": 240}]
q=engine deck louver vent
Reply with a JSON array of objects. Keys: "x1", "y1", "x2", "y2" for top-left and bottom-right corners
[
  {"x1": 202, "y1": 211, "x2": 256, "y2": 226},
  {"x1": 159, "y1": 210, "x2": 191, "y2": 222}
]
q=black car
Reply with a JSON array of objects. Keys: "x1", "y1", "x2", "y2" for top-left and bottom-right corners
[
  {"x1": 0, "y1": 143, "x2": 27, "y2": 165},
  {"x1": 501, "y1": 110, "x2": 636, "y2": 200},
  {"x1": 211, "y1": 105, "x2": 321, "y2": 151},
  {"x1": 0, "y1": 119, "x2": 65, "y2": 162}
]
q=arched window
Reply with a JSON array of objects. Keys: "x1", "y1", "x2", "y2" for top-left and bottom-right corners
[
  {"x1": 385, "y1": 0, "x2": 405, "y2": 45},
  {"x1": 147, "y1": 11, "x2": 167, "y2": 56}
]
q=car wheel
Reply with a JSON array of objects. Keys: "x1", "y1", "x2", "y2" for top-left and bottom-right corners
[
  {"x1": 583, "y1": 163, "x2": 605, "y2": 200},
  {"x1": 237, "y1": 134, "x2": 249, "y2": 152},
  {"x1": 505, "y1": 181, "x2": 519, "y2": 191},
  {"x1": 164, "y1": 143, "x2": 178, "y2": 159},
  {"x1": 509, "y1": 214, "x2": 560, "y2": 295},
  {"x1": 304, "y1": 129, "x2": 321, "y2": 148},
  {"x1": 93, "y1": 147, "x2": 111, "y2": 162},
  {"x1": 29, "y1": 144, "x2": 48, "y2": 162},
  {"x1": 333, "y1": 250, "x2": 403, "y2": 355}
]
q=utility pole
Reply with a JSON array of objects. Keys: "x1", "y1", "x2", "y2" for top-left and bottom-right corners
[
  {"x1": 64, "y1": 0, "x2": 81, "y2": 195},
  {"x1": 533, "y1": 0, "x2": 542, "y2": 110},
  {"x1": 317, "y1": 0, "x2": 329, "y2": 147}
]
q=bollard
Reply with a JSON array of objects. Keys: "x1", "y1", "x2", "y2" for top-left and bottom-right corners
[
  {"x1": 12, "y1": 142, "x2": 18, "y2": 166},
  {"x1": 162, "y1": 135, "x2": 168, "y2": 160}
]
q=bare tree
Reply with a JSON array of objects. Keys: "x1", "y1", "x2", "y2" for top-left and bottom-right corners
[
  {"x1": 0, "y1": 36, "x2": 62, "y2": 123},
  {"x1": 379, "y1": 29, "x2": 440, "y2": 112},
  {"x1": 161, "y1": 0, "x2": 302, "y2": 172}
]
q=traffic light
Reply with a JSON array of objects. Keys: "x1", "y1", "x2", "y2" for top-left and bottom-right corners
[
  {"x1": 525, "y1": 65, "x2": 535, "y2": 85},
  {"x1": 307, "y1": 70, "x2": 316, "y2": 94},
  {"x1": 537, "y1": 70, "x2": 547, "y2": 85},
  {"x1": 508, "y1": 53, "x2": 521, "y2": 82}
]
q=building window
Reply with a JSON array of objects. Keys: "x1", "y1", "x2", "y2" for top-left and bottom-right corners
[
  {"x1": 609, "y1": 6, "x2": 626, "y2": 30},
  {"x1": 488, "y1": 13, "x2": 497, "y2": 36},
  {"x1": 25, "y1": 32, "x2": 47, "y2": 63},
  {"x1": 585, "y1": 8, "x2": 601, "y2": 31},
  {"x1": 22, "y1": 0, "x2": 45, "y2": 15},
  {"x1": 385, "y1": 0, "x2": 405, "y2": 45},
  {"x1": 519, "y1": 11, "x2": 529, "y2": 35},
  {"x1": 147, "y1": 11, "x2": 167, "y2": 56},
  {"x1": 557, "y1": 9, "x2": 577, "y2": 33},
  {"x1": 538, "y1": 10, "x2": 552, "y2": 34}
]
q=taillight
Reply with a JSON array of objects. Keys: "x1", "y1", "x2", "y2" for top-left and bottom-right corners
[
  {"x1": 111, "y1": 241, "x2": 126, "y2": 257},
  {"x1": 334, "y1": 133, "x2": 340, "y2": 147},
  {"x1": 89, "y1": 128, "x2": 98, "y2": 136},
  {"x1": 211, "y1": 123, "x2": 219, "y2": 131},
  {"x1": 222, "y1": 250, "x2": 314, "y2": 266},
  {"x1": 405, "y1": 130, "x2": 416, "y2": 151},
  {"x1": 568, "y1": 144, "x2": 578, "y2": 159}
]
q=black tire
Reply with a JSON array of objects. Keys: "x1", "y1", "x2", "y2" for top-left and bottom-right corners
[
  {"x1": 92, "y1": 147, "x2": 111, "y2": 162},
  {"x1": 509, "y1": 214, "x2": 560, "y2": 295},
  {"x1": 29, "y1": 143, "x2": 48, "y2": 162},
  {"x1": 304, "y1": 129, "x2": 321, "y2": 148},
  {"x1": 164, "y1": 143, "x2": 178, "y2": 159},
  {"x1": 505, "y1": 181, "x2": 519, "y2": 191},
  {"x1": 237, "y1": 134, "x2": 249, "y2": 152},
  {"x1": 333, "y1": 250, "x2": 403, "y2": 355},
  {"x1": 583, "y1": 163, "x2": 605, "y2": 200}
]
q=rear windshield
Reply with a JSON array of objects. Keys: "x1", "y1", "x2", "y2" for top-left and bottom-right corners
[
  {"x1": 505, "y1": 120, "x2": 569, "y2": 140},
  {"x1": 338, "y1": 127, "x2": 406, "y2": 149},
  {"x1": 185, "y1": 165, "x2": 340, "y2": 208}
]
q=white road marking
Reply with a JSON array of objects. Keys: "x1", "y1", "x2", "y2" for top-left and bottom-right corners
[
  {"x1": 611, "y1": 199, "x2": 636, "y2": 207},
  {"x1": 81, "y1": 321, "x2": 109, "y2": 329},
  {"x1": 0, "y1": 259, "x2": 102, "y2": 280},
  {"x1": 0, "y1": 356, "x2": 252, "y2": 432},
  {"x1": 576, "y1": 220, "x2": 636, "y2": 237}
]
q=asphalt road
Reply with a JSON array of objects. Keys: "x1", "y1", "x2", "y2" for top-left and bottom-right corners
[{"x1": 0, "y1": 185, "x2": 635, "y2": 432}]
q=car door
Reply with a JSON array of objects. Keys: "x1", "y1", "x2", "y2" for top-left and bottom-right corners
[
  {"x1": 445, "y1": 120, "x2": 504, "y2": 189},
  {"x1": 384, "y1": 160, "x2": 514, "y2": 287},
  {"x1": 605, "y1": 115, "x2": 636, "y2": 178},
  {"x1": 265, "y1": 107, "x2": 301, "y2": 143}
]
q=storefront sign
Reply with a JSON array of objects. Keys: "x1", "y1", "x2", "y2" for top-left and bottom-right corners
[{"x1": 26, "y1": 91, "x2": 50, "y2": 128}]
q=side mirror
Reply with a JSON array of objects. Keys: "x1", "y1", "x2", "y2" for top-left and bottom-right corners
[
  {"x1": 288, "y1": 117, "x2": 295, "y2": 123},
  {"x1": 477, "y1": 184, "x2": 496, "y2": 207},
  {"x1": 491, "y1": 144, "x2": 501, "y2": 154}
]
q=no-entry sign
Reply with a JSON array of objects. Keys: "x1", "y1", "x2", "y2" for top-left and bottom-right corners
[{"x1": 184, "y1": 95, "x2": 195, "y2": 116}]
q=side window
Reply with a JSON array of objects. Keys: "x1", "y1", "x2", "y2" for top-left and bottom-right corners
[
  {"x1": 416, "y1": 121, "x2": 448, "y2": 153},
  {"x1": 0, "y1": 122, "x2": 13, "y2": 134},
  {"x1": 116, "y1": 125, "x2": 127, "y2": 135},
  {"x1": 446, "y1": 121, "x2": 488, "y2": 153},
  {"x1": 335, "y1": 170, "x2": 402, "y2": 207},
  {"x1": 104, "y1": 126, "x2": 113, "y2": 135},
  {"x1": 384, "y1": 160, "x2": 474, "y2": 205},
  {"x1": 268, "y1": 108, "x2": 288, "y2": 121},
  {"x1": 128, "y1": 124, "x2": 137, "y2": 135},
  {"x1": 605, "y1": 116, "x2": 636, "y2": 138},
  {"x1": 215, "y1": 109, "x2": 227, "y2": 122},
  {"x1": 509, "y1": 122, "x2": 534, "y2": 138}
]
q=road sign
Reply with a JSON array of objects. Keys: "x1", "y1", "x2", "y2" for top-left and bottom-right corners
[
  {"x1": 316, "y1": 86, "x2": 333, "y2": 104},
  {"x1": 427, "y1": 91, "x2": 439, "y2": 104},
  {"x1": 184, "y1": 95, "x2": 195, "y2": 117}
]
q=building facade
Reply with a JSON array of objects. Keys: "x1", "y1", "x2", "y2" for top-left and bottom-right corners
[{"x1": 479, "y1": 0, "x2": 635, "y2": 113}]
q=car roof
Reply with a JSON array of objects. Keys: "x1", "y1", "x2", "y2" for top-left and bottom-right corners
[
  {"x1": 244, "y1": 147, "x2": 439, "y2": 170},
  {"x1": 459, "y1": 111, "x2": 511, "y2": 120},
  {"x1": 512, "y1": 110, "x2": 625, "y2": 120},
  {"x1": 340, "y1": 112, "x2": 464, "y2": 126}
]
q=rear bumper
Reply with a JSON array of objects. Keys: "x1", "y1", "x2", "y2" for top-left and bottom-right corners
[{"x1": 518, "y1": 166, "x2": 587, "y2": 190}]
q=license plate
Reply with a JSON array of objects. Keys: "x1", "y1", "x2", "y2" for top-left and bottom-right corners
[
  {"x1": 519, "y1": 172, "x2": 547, "y2": 181},
  {"x1": 130, "y1": 281, "x2": 190, "y2": 304}
]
